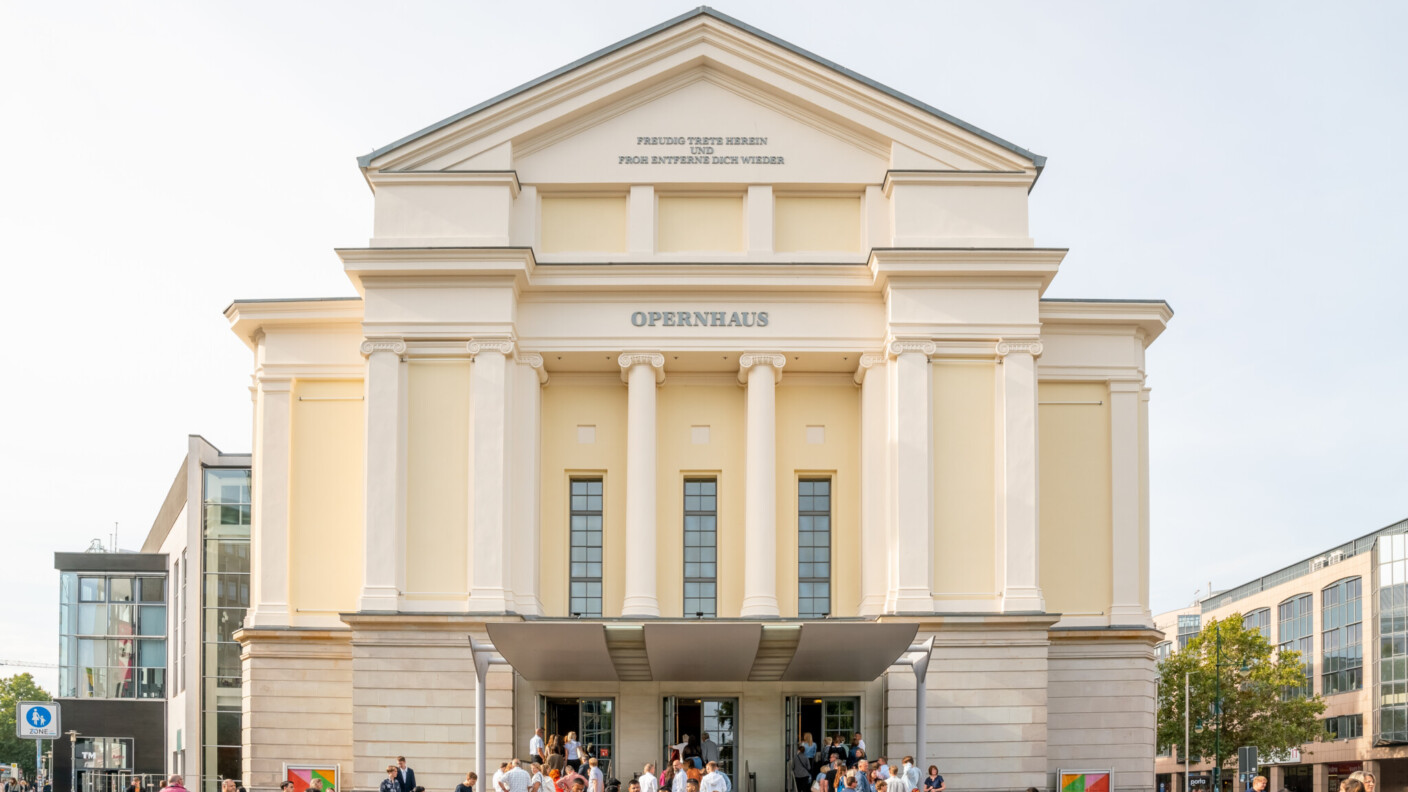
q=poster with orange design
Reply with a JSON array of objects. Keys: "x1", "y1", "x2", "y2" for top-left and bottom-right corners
[
  {"x1": 285, "y1": 765, "x2": 339, "y2": 792},
  {"x1": 1059, "y1": 770, "x2": 1111, "y2": 792}
]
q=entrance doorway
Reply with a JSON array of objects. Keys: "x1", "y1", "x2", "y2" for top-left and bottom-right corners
[
  {"x1": 663, "y1": 697, "x2": 737, "y2": 784},
  {"x1": 784, "y1": 697, "x2": 859, "y2": 776},
  {"x1": 541, "y1": 697, "x2": 616, "y2": 776}
]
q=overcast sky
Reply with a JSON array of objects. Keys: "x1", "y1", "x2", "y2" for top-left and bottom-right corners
[{"x1": 2, "y1": 2, "x2": 1405, "y2": 690}]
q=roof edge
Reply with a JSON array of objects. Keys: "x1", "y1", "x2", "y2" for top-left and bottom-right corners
[{"x1": 356, "y1": 6, "x2": 1045, "y2": 172}]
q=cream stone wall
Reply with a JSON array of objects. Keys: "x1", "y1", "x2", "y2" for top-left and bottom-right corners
[
  {"x1": 540, "y1": 195, "x2": 628, "y2": 253},
  {"x1": 773, "y1": 195, "x2": 862, "y2": 253},
  {"x1": 1046, "y1": 630, "x2": 1158, "y2": 792},
  {"x1": 289, "y1": 379, "x2": 365, "y2": 625},
  {"x1": 931, "y1": 360, "x2": 998, "y2": 605},
  {"x1": 1038, "y1": 382, "x2": 1114, "y2": 620},
  {"x1": 240, "y1": 630, "x2": 354, "y2": 792},
  {"x1": 539, "y1": 378, "x2": 629, "y2": 617},
  {"x1": 404, "y1": 360, "x2": 472, "y2": 601},
  {"x1": 655, "y1": 380, "x2": 747, "y2": 617},
  {"x1": 885, "y1": 618, "x2": 1055, "y2": 792},
  {"x1": 774, "y1": 379, "x2": 861, "y2": 617}
]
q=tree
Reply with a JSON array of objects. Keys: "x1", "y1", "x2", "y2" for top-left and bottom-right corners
[
  {"x1": 1157, "y1": 615, "x2": 1325, "y2": 774},
  {"x1": 0, "y1": 673, "x2": 53, "y2": 781}
]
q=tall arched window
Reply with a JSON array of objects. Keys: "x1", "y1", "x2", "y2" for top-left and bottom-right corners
[
  {"x1": 1243, "y1": 608, "x2": 1271, "y2": 641},
  {"x1": 1322, "y1": 577, "x2": 1363, "y2": 694},
  {"x1": 1278, "y1": 593, "x2": 1314, "y2": 698}
]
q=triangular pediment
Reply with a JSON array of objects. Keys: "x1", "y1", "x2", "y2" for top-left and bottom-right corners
[{"x1": 360, "y1": 8, "x2": 1042, "y2": 183}]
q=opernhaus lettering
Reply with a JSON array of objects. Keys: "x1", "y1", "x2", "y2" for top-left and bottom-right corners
[{"x1": 631, "y1": 310, "x2": 769, "y2": 327}]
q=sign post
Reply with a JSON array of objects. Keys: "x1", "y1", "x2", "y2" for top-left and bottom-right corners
[{"x1": 16, "y1": 703, "x2": 60, "y2": 787}]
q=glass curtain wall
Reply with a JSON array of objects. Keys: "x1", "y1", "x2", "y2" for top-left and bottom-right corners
[
  {"x1": 58, "y1": 573, "x2": 167, "y2": 698},
  {"x1": 202, "y1": 468, "x2": 251, "y2": 791},
  {"x1": 1243, "y1": 608, "x2": 1271, "y2": 642},
  {"x1": 1376, "y1": 533, "x2": 1408, "y2": 743}
]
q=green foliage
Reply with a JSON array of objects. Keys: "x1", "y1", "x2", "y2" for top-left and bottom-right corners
[
  {"x1": 1156, "y1": 615, "x2": 1326, "y2": 769},
  {"x1": 0, "y1": 674, "x2": 54, "y2": 781}
]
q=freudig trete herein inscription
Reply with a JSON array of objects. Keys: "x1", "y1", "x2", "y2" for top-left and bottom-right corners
[{"x1": 619, "y1": 136, "x2": 785, "y2": 165}]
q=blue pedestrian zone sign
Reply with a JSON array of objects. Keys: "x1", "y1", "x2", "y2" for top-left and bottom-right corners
[{"x1": 16, "y1": 702, "x2": 59, "y2": 739}]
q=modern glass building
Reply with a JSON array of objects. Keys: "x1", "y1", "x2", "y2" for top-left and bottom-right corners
[
  {"x1": 1154, "y1": 516, "x2": 1408, "y2": 792},
  {"x1": 53, "y1": 550, "x2": 169, "y2": 792}
]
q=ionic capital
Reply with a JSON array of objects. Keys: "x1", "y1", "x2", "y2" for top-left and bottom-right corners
[
  {"x1": 738, "y1": 352, "x2": 786, "y2": 384},
  {"x1": 887, "y1": 339, "x2": 936, "y2": 358},
  {"x1": 618, "y1": 352, "x2": 666, "y2": 384},
  {"x1": 467, "y1": 337, "x2": 515, "y2": 357},
  {"x1": 853, "y1": 351, "x2": 887, "y2": 385},
  {"x1": 360, "y1": 338, "x2": 407, "y2": 358},
  {"x1": 516, "y1": 351, "x2": 550, "y2": 385},
  {"x1": 995, "y1": 338, "x2": 1043, "y2": 359}
]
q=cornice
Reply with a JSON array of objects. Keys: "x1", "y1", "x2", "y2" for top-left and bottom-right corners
[
  {"x1": 367, "y1": 170, "x2": 520, "y2": 197},
  {"x1": 225, "y1": 298, "x2": 364, "y2": 350},
  {"x1": 618, "y1": 351, "x2": 666, "y2": 383},
  {"x1": 1038, "y1": 299, "x2": 1173, "y2": 346},
  {"x1": 338, "y1": 246, "x2": 537, "y2": 295},
  {"x1": 882, "y1": 169, "x2": 1034, "y2": 196},
  {"x1": 869, "y1": 247, "x2": 1066, "y2": 295},
  {"x1": 737, "y1": 352, "x2": 786, "y2": 384}
]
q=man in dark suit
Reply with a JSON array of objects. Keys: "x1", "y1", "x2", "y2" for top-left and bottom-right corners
[{"x1": 397, "y1": 758, "x2": 417, "y2": 792}]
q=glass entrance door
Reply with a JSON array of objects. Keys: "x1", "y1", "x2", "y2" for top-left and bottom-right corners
[
  {"x1": 664, "y1": 697, "x2": 738, "y2": 785},
  {"x1": 541, "y1": 697, "x2": 616, "y2": 776},
  {"x1": 788, "y1": 697, "x2": 859, "y2": 766}
]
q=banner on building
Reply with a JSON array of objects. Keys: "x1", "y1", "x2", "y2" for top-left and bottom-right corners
[
  {"x1": 285, "y1": 765, "x2": 339, "y2": 792},
  {"x1": 1058, "y1": 770, "x2": 1111, "y2": 792}
]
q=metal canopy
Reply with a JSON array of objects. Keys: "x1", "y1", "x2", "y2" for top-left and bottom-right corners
[
  {"x1": 782, "y1": 622, "x2": 919, "y2": 681},
  {"x1": 486, "y1": 622, "x2": 620, "y2": 681},
  {"x1": 644, "y1": 623, "x2": 762, "y2": 681},
  {"x1": 484, "y1": 621, "x2": 918, "y2": 683}
]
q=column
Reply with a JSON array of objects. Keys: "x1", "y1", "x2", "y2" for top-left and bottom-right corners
[
  {"x1": 739, "y1": 353, "x2": 785, "y2": 618},
  {"x1": 359, "y1": 338, "x2": 407, "y2": 612},
  {"x1": 1312, "y1": 763, "x2": 1328, "y2": 792},
  {"x1": 1109, "y1": 379, "x2": 1146, "y2": 624},
  {"x1": 890, "y1": 339, "x2": 935, "y2": 613},
  {"x1": 996, "y1": 338, "x2": 1044, "y2": 613},
  {"x1": 468, "y1": 338, "x2": 514, "y2": 612},
  {"x1": 619, "y1": 352, "x2": 664, "y2": 617},
  {"x1": 511, "y1": 353, "x2": 547, "y2": 616},
  {"x1": 248, "y1": 376, "x2": 292, "y2": 626},
  {"x1": 855, "y1": 353, "x2": 889, "y2": 616}
]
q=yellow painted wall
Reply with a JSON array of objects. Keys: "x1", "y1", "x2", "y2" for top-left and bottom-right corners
[
  {"x1": 540, "y1": 195, "x2": 627, "y2": 253},
  {"x1": 404, "y1": 360, "x2": 471, "y2": 598},
  {"x1": 774, "y1": 380, "x2": 861, "y2": 616},
  {"x1": 657, "y1": 196, "x2": 744, "y2": 253},
  {"x1": 655, "y1": 381, "x2": 746, "y2": 616},
  {"x1": 931, "y1": 361, "x2": 997, "y2": 599},
  {"x1": 288, "y1": 379, "x2": 364, "y2": 619},
  {"x1": 539, "y1": 378, "x2": 628, "y2": 616},
  {"x1": 1038, "y1": 382, "x2": 1114, "y2": 618},
  {"x1": 774, "y1": 195, "x2": 862, "y2": 253}
]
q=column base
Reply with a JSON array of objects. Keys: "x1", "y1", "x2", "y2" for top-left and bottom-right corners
[
  {"x1": 740, "y1": 596, "x2": 780, "y2": 618},
  {"x1": 621, "y1": 595, "x2": 660, "y2": 618},
  {"x1": 1109, "y1": 603, "x2": 1153, "y2": 627},
  {"x1": 245, "y1": 603, "x2": 291, "y2": 628},
  {"x1": 358, "y1": 587, "x2": 399, "y2": 613},
  {"x1": 893, "y1": 589, "x2": 934, "y2": 615},
  {"x1": 467, "y1": 588, "x2": 512, "y2": 613},
  {"x1": 1001, "y1": 586, "x2": 1045, "y2": 613}
]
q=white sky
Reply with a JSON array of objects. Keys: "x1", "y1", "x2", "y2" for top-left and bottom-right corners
[{"x1": 2, "y1": 2, "x2": 1405, "y2": 691}]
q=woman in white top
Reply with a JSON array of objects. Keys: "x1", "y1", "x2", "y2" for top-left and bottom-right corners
[
  {"x1": 530, "y1": 764, "x2": 546, "y2": 792},
  {"x1": 565, "y1": 732, "x2": 582, "y2": 771}
]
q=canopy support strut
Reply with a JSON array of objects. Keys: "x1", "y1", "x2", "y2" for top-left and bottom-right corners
[{"x1": 471, "y1": 639, "x2": 510, "y2": 784}]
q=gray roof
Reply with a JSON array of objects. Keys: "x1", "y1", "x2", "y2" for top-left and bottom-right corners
[{"x1": 356, "y1": 6, "x2": 1047, "y2": 173}]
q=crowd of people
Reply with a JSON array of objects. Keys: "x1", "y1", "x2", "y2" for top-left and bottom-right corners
[{"x1": 786, "y1": 733, "x2": 940, "y2": 792}]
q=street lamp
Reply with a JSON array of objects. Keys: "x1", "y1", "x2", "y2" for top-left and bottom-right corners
[{"x1": 66, "y1": 730, "x2": 80, "y2": 792}]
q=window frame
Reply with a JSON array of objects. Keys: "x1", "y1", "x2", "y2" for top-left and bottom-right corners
[
  {"x1": 683, "y1": 478, "x2": 718, "y2": 618},
  {"x1": 1321, "y1": 576, "x2": 1363, "y2": 695},
  {"x1": 797, "y1": 477, "x2": 832, "y2": 619},
  {"x1": 568, "y1": 477, "x2": 605, "y2": 618},
  {"x1": 1278, "y1": 593, "x2": 1315, "y2": 698}
]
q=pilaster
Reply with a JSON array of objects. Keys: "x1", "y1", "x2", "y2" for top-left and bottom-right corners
[
  {"x1": 856, "y1": 352, "x2": 890, "y2": 616},
  {"x1": 890, "y1": 339, "x2": 935, "y2": 614},
  {"x1": 511, "y1": 352, "x2": 547, "y2": 616},
  {"x1": 249, "y1": 376, "x2": 292, "y2": 627},
  {"x1": 996, "y1": 338, "x2": 1044, "y2": 613},
  {"x1": 359, "y1": 338, "x2": 408, "y2": 612},
  {"x1": 467, "y1": 337, "x2": 515, "y2": 613},
  {"x1": 739, "y1": 352, "x2": 786, "y2": 618},
  {"x1": 1109, "y1": 379, "x2": 1148, "y2": 625}
]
